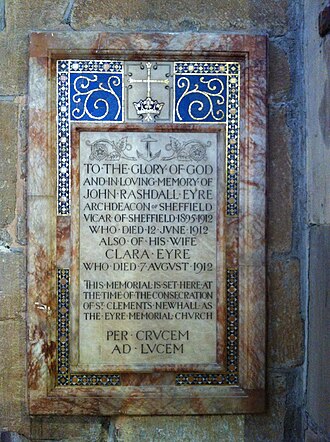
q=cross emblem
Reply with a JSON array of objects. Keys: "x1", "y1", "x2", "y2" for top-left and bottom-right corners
[{"x1": 128, "y1": 62, "x2": 170, "y2": 121}]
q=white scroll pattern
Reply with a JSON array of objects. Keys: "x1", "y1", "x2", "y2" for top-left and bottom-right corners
[
  {"x1": 176, "y1": 76, "x2": 226, "y2": 122},
  {"x1": 71, "y1": 75, "x2": 122, "y2": 120}
]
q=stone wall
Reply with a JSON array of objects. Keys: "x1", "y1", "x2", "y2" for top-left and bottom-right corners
[
  {"x1": 0, "y1": 0, "x2": 307, "y2": 440},
  {"x1": 304, "y1": 0, "x2": 330, "y2": 440}
]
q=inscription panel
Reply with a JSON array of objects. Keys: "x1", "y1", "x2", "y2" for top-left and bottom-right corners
[
  {"x1": 76, "y1": 131, "x2": 224, "y2": 370},
  {"x1": 28, "y1": 32, "x2": 266, "y2": 415}
]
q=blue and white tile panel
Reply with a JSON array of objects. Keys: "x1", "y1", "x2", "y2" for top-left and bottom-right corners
[
  {"x1": 56, "y1": 60, "x2": 240, "y2": 215},
  {"x1": 56, "y1": 60, "x2": 124, "y2": 215}
]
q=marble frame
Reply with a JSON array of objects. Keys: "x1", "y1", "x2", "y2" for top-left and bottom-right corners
[{"x1": 27, "y1": 32, "x2": 266, "y2": 415}]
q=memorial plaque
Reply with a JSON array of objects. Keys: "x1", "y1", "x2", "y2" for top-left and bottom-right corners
[
  {"x1": 78, "y1": 131, "x2": 219, "y2": 369},
  {"x1": 28, "y1": 32, "x2": 267, "y2": 415}
]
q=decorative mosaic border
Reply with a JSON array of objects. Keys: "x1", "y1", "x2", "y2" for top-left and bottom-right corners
[
  {"x1": 176, "y1": 269, "x2": 239, "y2": 385},
  {"x1": 173, "y1": 62, "x2": 239, "y2": 216},
  {"x1": 56, "y1": 60, "x2": 124, "y2": 215},
  {"x1": 56, "y1": 61, "x2": 240, "y2": 385},
  {"x1": 57, "y1": 269, "x2": 120, "y2": 386},
  {"x1": 57, "y1": 268, "x2": 238, "y2": 386},
  {"x1": 226, "y1": 71, "x2": 240, "y2": 217},
  {"x1": 57, "y1": 63, "x2": 71, "y2": 215},
  {"x1": 56, "y1": 60, "x2": 240, "y2": 216}
]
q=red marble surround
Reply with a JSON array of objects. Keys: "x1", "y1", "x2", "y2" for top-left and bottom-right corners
[{"x1": 27, "y1": 32, "x2": 267, "y2": 415}]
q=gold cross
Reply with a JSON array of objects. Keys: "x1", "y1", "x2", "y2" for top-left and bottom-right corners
[{"x1": 128, "y1": 62, "x2": 169, "y2": 98}]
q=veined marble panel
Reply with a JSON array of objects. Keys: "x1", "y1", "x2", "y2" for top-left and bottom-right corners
[{"x1": 28, "y1": 32, "x2": 266, "y2": 415}]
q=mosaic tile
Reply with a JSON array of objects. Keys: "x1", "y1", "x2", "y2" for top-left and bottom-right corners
[
  {"x1": 57, "y1": 269, "x2": 120, "y2": 387},
  {"x1": 70, "y1": 72, "x2": 123, "y2": 122},
  {"x1": 174, "y1": 74, "x2": 227, "y2": 123},
  {"x1": 226, "y1": 72, "x2": 240, "y2": 217},
  {"x1": 57, "y1": 66, "x2": 70, "y2": 215},
  {"x1": 56, "y1": 60, "x2": 123, "y2": 215},
  {"x1": 56, "y1": 60, "x2": 240, "y2": 217},
  {"x1": 125, "y1": 61, "x2": 172, "y2": 122}
]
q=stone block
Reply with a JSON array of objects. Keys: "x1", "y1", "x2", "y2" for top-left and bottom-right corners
[
  {"x1": 0, "y1": 250, "x2": 25, "y2": 320},
  {"x1": 269, "y1": 42, "x2": 291, "y2": 103},
  {"x1": 71, "y1": 0, "x2": 288, "y2": 36},
  {"x1": 307, "y1": 226, "x2": 330, "y2": 436},
  {"x1": 0, "y1": 35, "x2": 28, "y2": 96},
  {"x1": 268, "y1": 258, "x2": 304, "y2": 368},
  {"x1": 0, "y1": 320, "x2": 30, "y2": 437},
  {"x1": 305, "y1": 0, "x2": 330, "y2": 225},
  {"x1": 268, "y1": 106, "x2": 293, "y2": 253},
  {"x1": 0, "y1": 432, "x2": 29, "y2": 442},
  {"x1": 30, "y1": 416, "x2": 107, "y2": 442},
  {"x1": 5, "y1": 0, "x2": 67, "y2": 31},
  {"x1": 0, "y1": 229, "x2": 12, "y2": 248},
  {"x1": 0, "y1": 0, "x2": 67, "y2": 95},
  {"x1": 109, "y1": 416, "x2": 244, "y2": 442},
  {"x1": 304, "y1": 428, "x2": 317, "y2": 442},
  {"x1": 0, "y1": 101, "x2": 18, "y2": 228},
  {"x1": 245, "y1": 372, "x2": 287, "y2": 441},
  {"x1": 0, "y1": 0, "x2": 5, "y2": 31}
]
